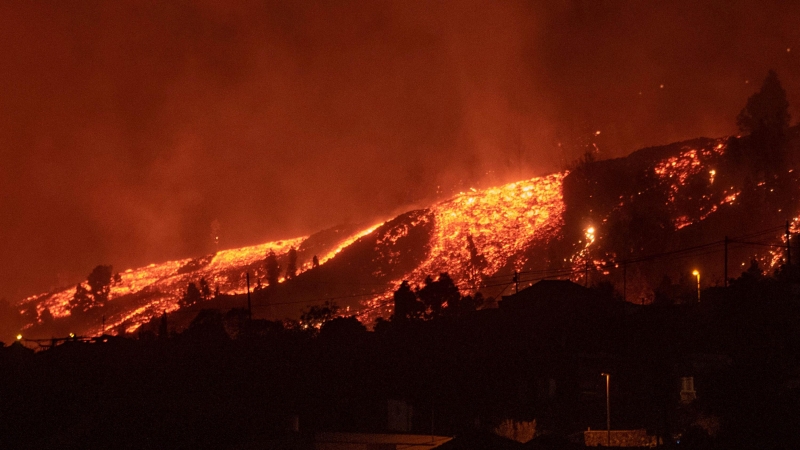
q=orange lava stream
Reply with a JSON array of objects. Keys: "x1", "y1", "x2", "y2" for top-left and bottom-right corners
[
  {"x1": 376, "y1": 173, "x2": 567, "y2": 295},
  {"x1": 317, "y1": 225, "x2": 382, "y2": 267},
  {"x1": 21, "y1": 237, "x2": 307, "y2": 333},
  {"x1": 414, "y1": 173, "x2": 566, "y2": 288}
]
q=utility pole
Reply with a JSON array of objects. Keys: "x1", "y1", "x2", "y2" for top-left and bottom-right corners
[
  {"x1": 786, "y1": 220, "x2": 791, "y2": 266},
  {"x1": 514, "y1": 270, "x2": 519, "y2": 294},
  {"x1": 246, "y1": 272, "x2": 252, "y2": 322},
  {"x1": 602, "y1": 373, "x2": 611, "y2": 446},
  {"x1": 724, "y1": 236, "x2": 729, "y2": 288},
  {"x1": 622, "y1": 263, "x2": 627, "y2": 302},
  {"x1": 585, "y1": 259, "x2": 590, "y2": 287}
]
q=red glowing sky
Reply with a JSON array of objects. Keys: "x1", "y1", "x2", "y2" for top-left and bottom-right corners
[{"x1": 2, "y1": 0, "x2": 800, "y2": 300}]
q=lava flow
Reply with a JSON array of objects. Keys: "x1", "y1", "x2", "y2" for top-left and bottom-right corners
[
  {"x1": 18, "y1": 229, "x2": 390, "y2": 335},
  {"x1": 407, "y1": 173, "x2": 566, "y2": 288},
  {"x1": 354, "y1": 172, "x2": 566, "y2": 321},
  {"x1": 18, "y1": 133, "x2": 799, "y2": 336}
]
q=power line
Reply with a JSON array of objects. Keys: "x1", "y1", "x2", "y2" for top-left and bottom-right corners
[{"x1": 128, "y1": 223, "x2": 796, "y2": 322}]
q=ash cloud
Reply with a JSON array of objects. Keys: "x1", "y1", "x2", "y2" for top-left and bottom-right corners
[{"x1": 1, "y1": 0, "x2": 800, "y2": 299}]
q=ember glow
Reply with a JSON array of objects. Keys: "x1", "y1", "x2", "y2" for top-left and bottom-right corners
[{"x1": 652, "y1": 141, "x2": 741, "y2": 230}]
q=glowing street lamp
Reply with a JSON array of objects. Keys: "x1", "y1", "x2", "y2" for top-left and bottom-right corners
[
  {"x1": 601, "y1": 373, "x2": 610, "y2": 446},
  {"x1": 692, "y1": 270, "x2": 700, "y2": 302}
]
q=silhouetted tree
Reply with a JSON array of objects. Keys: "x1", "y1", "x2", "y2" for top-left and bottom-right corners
[
  {"x1": 775, "y1": 259, "x2": 800, "y2": 283},
  {"x1": 180, "y1": 282, "x2": 202, "y2": 307},
  {"x1": 300, "y1": 301, "x2": 340, "y2": 330},
  {"x1": 418, "y1": 273, "x2": 461, "y2": 319},
  {"x1": 592, "y1": 280, "x2": 621, "y2": 302},
  {"x1": 39, "y1": 307, "x2": 54, "y2": 325},
  {"x1": 265, "y1": 249, "x2": 281, "y2": 286},
  {"x1": 158, "y1": 311, "x2": 168, "y2": 339},
  {"x1": 392, "y1": 280, "x2": 424, "y2": 322},
  {"x1": 87, "y1": 265, "x2": 113, "y2": 307},
  {"x1": 0, "y1": 298, "x2": 26, "y2": 339},
  {"x1": 312, "y1": 255, "x2": 320, "y2": 268},
  {"x1": 730, "y1": 259, "x2": 765, "y2": 289},
  {"x1": 223, "y1": 308, "x2": 250, "y2": 339},
  {"x1": 69, "y1": 283, "x2": 93, "y2": 313},
  {"x1": 199, "y1": 277, "x2": 211, "y2": 300},
  {"x1": 285, "y1": 247, "x2": 298, "y2": 280},
  {"x1": 738, "y1": 70, "x2": 790, "y2": 138},
  {"x1": 452, "y1": 291, "x2": 484, "y2": 316},
  {"x1": 466, "y1": 235, "x2": 487, "y2": 287},
  {"x1": 319, "y1": 316, "x2": 367, "y2": 341},
  {"x1": 653, "y1": 275, "x2": 676, "y2": 306},
  {"x1": 737, "y1": 70, "x2": 790, "y2": 177}
]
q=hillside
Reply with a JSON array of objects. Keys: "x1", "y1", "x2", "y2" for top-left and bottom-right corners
[{"x1": 10, "y1": 127, "x2": 800, "y2": 340}]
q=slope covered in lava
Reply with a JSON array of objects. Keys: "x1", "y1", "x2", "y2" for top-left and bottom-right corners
[{"x1": 10, "y1": 126, "x2": 800, "y2": 340}]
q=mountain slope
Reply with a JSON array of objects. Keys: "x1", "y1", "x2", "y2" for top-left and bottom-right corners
[{"x1": 13, "y1": 129, "x2": 800, "y2": 339}]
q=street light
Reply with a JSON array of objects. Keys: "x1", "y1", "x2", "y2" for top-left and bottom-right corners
[
  {"x1": 692, "y1": 270, "x2": 700, "y2": 302},
  {"x1": 601, "y1": 373, "x2": 610, "y2": 446}
]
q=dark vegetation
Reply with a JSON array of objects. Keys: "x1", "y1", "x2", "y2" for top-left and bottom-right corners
[{"x1": 1, "y1": 267, "x2": 799, "y2": 449}]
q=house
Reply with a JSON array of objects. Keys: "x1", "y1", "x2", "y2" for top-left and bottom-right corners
[{"x1": 314, "y1": 432, "x2": 451, "y2": 450}]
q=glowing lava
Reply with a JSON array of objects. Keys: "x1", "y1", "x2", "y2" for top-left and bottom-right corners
[
  {"x1": 409, "y1": 173, "x2": 566, "y2": 289},
  {"x1": 19, "y1": 134, "x2": 790, "y2": 335}
]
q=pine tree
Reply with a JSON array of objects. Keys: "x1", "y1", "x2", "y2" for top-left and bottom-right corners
[
  {"x1": 418, "y1": 273, "x2": 461, "y2": 319},
  {"x1": 69, "y1": 283, "x2": 93, "y2": 313},
  {"x1": 300, "y1": 301, "x2": 340, "y2": 330},
  {"x1": 158, "y1": 311, "x2": 168, "y2": 339},
  {"x1": 265, "y1": 249, "x2": 281, "y2": 287},
  {"x1": 285, "y1": 247, "x2": 298, "y2": 280},
  {"x1": 199, "y1": 277, "x2": 211, "y2": 300},
  {"x1": 180, "y1": 282, "x2": 202, "y2": 307},
  {"x1": 87, "y1": 265, "x2": 113, "y2": 307},
  {"x1": 392, "y1": 280, "x2": 424, "y2": 321},
  {"x1": 736, "y1": 70, "x2": 791, "y2": 177}
]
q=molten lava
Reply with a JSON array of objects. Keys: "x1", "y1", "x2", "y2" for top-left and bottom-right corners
[
  {"x1": 406, "y1": 173, "x2": 565, "y2": 289},
  {"x1": 17, "y1": 135, "x2": 797, "y2": 336}
]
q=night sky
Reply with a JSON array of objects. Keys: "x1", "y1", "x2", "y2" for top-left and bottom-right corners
[{"x1": 2, "y1": 0, "x2": 800, "y2": 300}]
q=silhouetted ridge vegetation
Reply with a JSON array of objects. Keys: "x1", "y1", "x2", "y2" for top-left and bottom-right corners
[{"x1": 4, "y1": 265, "x2": 800, "y2": 448}]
